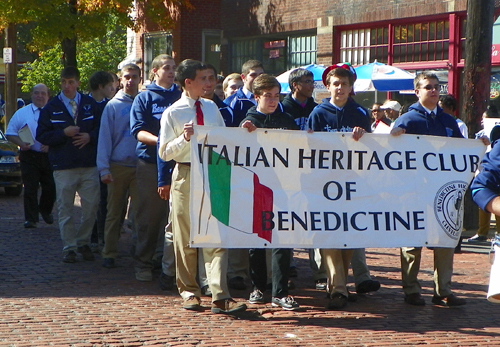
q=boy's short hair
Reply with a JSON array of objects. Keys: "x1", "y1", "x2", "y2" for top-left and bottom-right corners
[
  {"x1": 289, "y1": 68, "x2": 313, "y2": 93},
  {"x1": 414, "y1": 72, "x2": 440, "y2": 89},
  {"x1": 241, "y1": 60, "x2": 264, "y2": 75},
  {"x1": 204, "y1": 63, "x2": 217, "y2": 77},
  {"x1": 252, "y1": 74, "x2": 281, "y2": 96},
  {"x1": 150, "y1": 54, "x2": 174, "y2": 81},
  {"x1": 120, "y1": 64, "x2": 141, "y2": 76},
  {"x1": 223, "y1": 73, "x2": 242, "y2": 91},
  {"x1": 325, "y1": 68, "x2": 354, "y2": 86},
  {"x1": 175, "y1": 59, "x2": 207, "y2": 88},
  {"x1": 439, "y1": 94, "x2": 457, "y2": 112},
  {"x1": 89, "y1": 71, "x2": 114, "y2": 91},
  {"x1": 61, "y1": 66, "x2": 80, "y2": 80}
]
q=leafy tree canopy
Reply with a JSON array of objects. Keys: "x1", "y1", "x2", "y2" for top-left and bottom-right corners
[
  {"x1": 0, "y1": 0, "x2": 192, "y2": 50},
  {"x1": 18, "y1": 17, "x2": 126, "y2": 94}
]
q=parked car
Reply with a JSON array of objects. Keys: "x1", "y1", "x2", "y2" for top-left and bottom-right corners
[{"x1": 0, "y1": 129, "x2": 22, "y2": 196}]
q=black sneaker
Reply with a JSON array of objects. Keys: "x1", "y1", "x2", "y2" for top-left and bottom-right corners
[
  {"x1": 356, "y1": 279, "x2": 381, "y2": 294},
  {"x1": 467, "y1": 234, "x2": 487, "y2": 243},
  {"x1": 63, "y1": 250, "x2": 77, "y2": 263},
  {"x1": 77, "y1": 245, "x2": 95, "y2": 261},
  {"x1": 201, "y1": 285, "x2": 212, "y2": 297},
  {"x1": 271, "y1": 296, "x2": 300, "y2": 311},
  {"x1": 102, "y1": 258, "x2": 115, "y2": 268},
  {"x1": 159, "y1": 272, "x2": 175, "y2": 290},
  {"x1": 249, "y1": 289, "x2": 265, "y2": 304},
  {"x1": 326, "y1": 292, "x2": 348, "y2": 310},
  {"x1": 315, "y1": 278, "x2": 327, "y2": 291}
]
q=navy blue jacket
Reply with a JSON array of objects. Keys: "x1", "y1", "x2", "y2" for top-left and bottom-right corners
[
  {"x1": 472, "y1": 140, "x2": 500, "y2": 212},
  {"x1": 394, "y1": 102, "x2": 463, "y2": 138},
  {"x1": 307, "y1": 98, "x2": 371, "y2": 133},
  {"x1": 130, "y1": 82, "x2": 181, "y2": 186},
  {"x1": 211, "y1": 94, "x2": 234, "y2": 127},
  {"x1": 241, "y1": 106, "x2": 299, "y2": 130},
  {"x1": 282, "y1": 93, "x2": 317, "y2": 131},
  {"x1": 223, "y1": 88, "x2": 256, "y2": 127},
  {"x1": 36, "y1": 93, "x2": 100, "y2": 171}
]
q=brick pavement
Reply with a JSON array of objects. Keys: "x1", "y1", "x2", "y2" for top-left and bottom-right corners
[{"x1": 1, "y1": 190, "x2": 500, "y2": 346}]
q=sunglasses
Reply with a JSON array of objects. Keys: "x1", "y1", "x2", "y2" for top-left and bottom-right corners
[{"x1": 421, "y1": 84, "x2": 440, "y2": 91}]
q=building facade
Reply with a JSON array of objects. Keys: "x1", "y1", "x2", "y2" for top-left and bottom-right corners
[{"x1": 134, "y1": 0, "x2": 500, "y2": 111}]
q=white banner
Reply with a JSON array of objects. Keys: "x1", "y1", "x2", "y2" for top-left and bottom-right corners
[{"x1": 190, "y1": 126, "x2": 486, "y2": 249}]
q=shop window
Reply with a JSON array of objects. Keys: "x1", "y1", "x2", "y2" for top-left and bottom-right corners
[
  {"x1": 143, "y1": 32, "x2": 173, "y2": 83},
  {"x1": 287, "y1": 35, "x2": 317, "y2": 68},
  {"x1": 393, "y1": 21, "x2": 449, "y2": 63},
  {"x1": 231, "y1": 39, "x2": 259, "y2": 73},
  {"x1": 340, "y1": 28, "x2": 388, "y2": 65}
]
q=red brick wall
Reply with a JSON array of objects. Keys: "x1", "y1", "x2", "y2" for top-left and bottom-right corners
[{"x1": 221, "y1": 0, "x2": 468, "y2": 38}]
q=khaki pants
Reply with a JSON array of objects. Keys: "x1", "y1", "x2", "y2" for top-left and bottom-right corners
[
  {"x1": 400, "y1": 247, "x2": 454, "y2": 297},
  {"x1": 321, "y1": 249, "x2": 354, "y2": 297},
  {"x1": 53, "y1": 167, "x2": 99, "y2": 252},
  {"x1": 171, "y1": 163, "x2": 230, "y2": 302},
  {"x1": 101, "y1": 164, "x2": 138, "y2": 259},
  {"x1": 478, "y1": 208, "x2": 500, "y2": 237}
]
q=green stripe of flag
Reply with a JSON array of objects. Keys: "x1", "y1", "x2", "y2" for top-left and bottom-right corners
[{"x1": 208, "y1": 149, "x2": 231, "y2": 225}]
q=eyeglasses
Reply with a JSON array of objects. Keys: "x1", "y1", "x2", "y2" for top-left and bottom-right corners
[{"x1": 421, "y1": 84, "x2": 440, "y2": 91}]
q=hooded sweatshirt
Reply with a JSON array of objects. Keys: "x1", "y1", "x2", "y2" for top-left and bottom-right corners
[
  {"x1": 281, "y1": 93, "x2": 317, "y2": 130},
  {"x1": 97, "y1": 90, "x2": 137, "y2": 177},
  {"x1": 307, "y1": 97, "x2": 371, "y2": 133},
  {"x1": 130, "y1": 82, "x2": 181, "y2": 162},
  {"x1": 393, "y1": 102, "x2": 463, "y2": 138},
  {"x1": 472, "y1": 139, "x2": 500, "y2": 212},
  {"x1": 240, "y1": 105, "x2": 299, "y2": 130}
]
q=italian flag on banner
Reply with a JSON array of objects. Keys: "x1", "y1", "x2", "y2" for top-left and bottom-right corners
[{"x1": 207, "y1": 148, "x2": 273, "y2": 243}]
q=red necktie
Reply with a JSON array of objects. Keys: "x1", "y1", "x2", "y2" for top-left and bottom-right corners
[{"x1": 195, "y1": 100, "x2": 204, "y2": 125}]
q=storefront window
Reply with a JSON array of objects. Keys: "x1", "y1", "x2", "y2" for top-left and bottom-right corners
[
  {"x1": 393, "y1": 21, "x2": 449, "y2": 63},
  {"x1": 143, "y1": 32, "x2": 172, "y2": 83},
  {"x1": 287, "y1": 35, "x2": 317, "y2": 68},
  {"x1": 231, "y1": 39, "x2": 259, "y2": 73}
]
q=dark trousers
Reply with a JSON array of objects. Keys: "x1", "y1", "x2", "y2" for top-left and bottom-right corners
[
  {"x1": 249, "y1": 248, "x2": 291, "y2": 298},
  {"x1": 19, "y1": 150, "x2": 56, "y2": 223},
  {"x1": 91, "y1": 182, "x2": 107, "y2": 244}
]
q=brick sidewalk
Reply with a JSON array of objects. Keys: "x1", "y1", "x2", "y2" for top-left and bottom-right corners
[{"x1": 1, "y1": 191, "x2": 500, "y2": 346}]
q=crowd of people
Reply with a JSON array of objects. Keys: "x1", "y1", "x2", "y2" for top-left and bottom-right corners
[{"x1": 5, "y1": 54, "x2": 497, "y2": 314}]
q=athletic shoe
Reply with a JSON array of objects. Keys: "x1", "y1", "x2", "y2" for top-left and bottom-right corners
[
  {"x1": 249, "y1": 289, "x2": 265, "y2": 304},
  {"x1": 271, "y1": 296, "x2": 300, "y2": 311}
]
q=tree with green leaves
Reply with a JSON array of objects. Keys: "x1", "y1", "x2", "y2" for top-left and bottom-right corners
[
  {"x1": 18, "y1": 20, "x2": 126, "y2": 94},
  {"x1": 0, "y1": 0, "x2": 193, "y2": 67}
]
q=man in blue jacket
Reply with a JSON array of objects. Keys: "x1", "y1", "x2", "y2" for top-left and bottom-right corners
[
  {"x1": 36, "y1": 66, "x2": 101, "y2": 263},
  {"x1": 130, "y1": 54, "x2": 181, "y2": 284},
  {"x1": 472, "y1": 140, "x2": 500, "y2": 221},
  {"x1": 223, "y1": 60, "x2": 264, "y2": 127},
  {"x1": 391, "y1": 72, "x2": 466, "y2": 307}
]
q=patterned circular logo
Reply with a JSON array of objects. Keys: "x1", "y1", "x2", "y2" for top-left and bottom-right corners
[{"x1": 434, "y1": 181, "x2": 468, "y2": 240}]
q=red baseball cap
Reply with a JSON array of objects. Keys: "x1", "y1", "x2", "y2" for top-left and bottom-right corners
[{"x1": 322, "y1": 62, "x2": 357, "y2": 95}]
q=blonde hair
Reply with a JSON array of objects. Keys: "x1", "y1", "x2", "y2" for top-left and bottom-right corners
[{"x1": 223, "y1": 73, "x2": 242, "y2": 92}]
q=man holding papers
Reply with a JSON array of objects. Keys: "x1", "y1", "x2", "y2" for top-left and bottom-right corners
[{"x1": 6, "y1": 84, "x2": 55, "y2": 229}]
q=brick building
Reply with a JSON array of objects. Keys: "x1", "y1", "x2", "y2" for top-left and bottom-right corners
[{"x1": 133, "y1": 0, "x2": 500, "y2": 110}]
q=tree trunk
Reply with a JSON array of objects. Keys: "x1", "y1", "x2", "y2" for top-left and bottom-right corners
[
  {"x1": 462, "y1": 0, "x2": 495, "y2": 231},
  {"x1": 61, "y1": 36, "x2": 77, "y2": 67},
  {"x1": 61, "y1": 0, "x2": 78, "y2": 67}
]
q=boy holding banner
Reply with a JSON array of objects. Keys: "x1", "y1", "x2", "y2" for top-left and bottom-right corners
[
  {"x1": 307, "y1": 63, "x2": 371, "y2": 310},
  {"x1": 240, "y1": 74, "x2": 300, "y2": 311},
  {"x1": 391, "y1": 72, "x2": 466, "y2": 306},
  {"x1": 158, "y1": 59, "x2": 247, "y2": 314}
]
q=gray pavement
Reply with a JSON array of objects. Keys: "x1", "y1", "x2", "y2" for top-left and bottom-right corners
[{"x1": 1, "y1": 190, "x2": 500, "y2": 346}]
